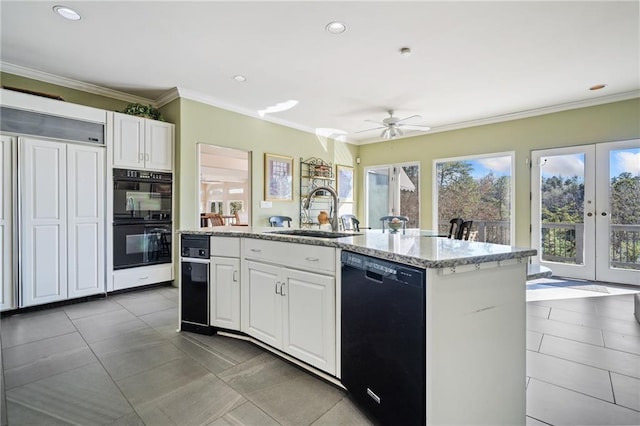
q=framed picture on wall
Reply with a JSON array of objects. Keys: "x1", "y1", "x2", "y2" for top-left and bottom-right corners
[
  {"x1": 337, "y1": 165, "x2": 354, "y2": 202},
  {"x1": 264, "y1": 153, "x2": 293, "y2": 201}
]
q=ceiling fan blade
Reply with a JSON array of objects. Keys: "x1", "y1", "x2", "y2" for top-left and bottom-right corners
[
  {"x1": 365, "y1": 119, "x2": 387, "y2": 126},
  {"x1": 397, "y1": 124, "x2": 431, "y2": 130},
  {"x1": 396, "y1": 114, "x2": 422, "y2": 123},
  {"x1": 355, "y1": 126, "x2": 387, "y2": 134}
]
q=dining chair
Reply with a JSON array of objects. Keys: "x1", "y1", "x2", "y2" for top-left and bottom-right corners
[
  {"x1": 458, "y1": 220, "x2": 474, "y2": 240},
  {"x1": 448, "y1": 218, "x2": 464, "y2": 239},
  {"x1": 340, "y1": 214, "x2": 360, "y2": 232},
  {"x1": 269, "y1": 216, "x2": 292, "y2": 227},
  {"x1": 233, "y1": 211, "x2": 249, "y2": 226},
  {"x1": 380, "y1": 215, "x2": 409, "y2": 233}
]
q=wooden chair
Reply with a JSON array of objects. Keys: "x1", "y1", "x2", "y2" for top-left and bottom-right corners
[
  {"x1": 201, "y1": 213, "x2": 225, "y2": 227},
  {"x1": 448, "y1": 218, "x2": 464, "y2": 239},
  {"x1": 232, "y1": 211, "x2": 249, "y2": 226},
  {"x1": 380, "y1": 215, "x2": 409, "y2": 233},
  {"x1": 269, "y1": 216, "x2": 292, "y2": 227},
  {"x1": 340, "y1": 214, "x2": 360, "y2": 232}
]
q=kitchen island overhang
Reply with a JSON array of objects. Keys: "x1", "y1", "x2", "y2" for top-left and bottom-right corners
[{"x1": 178, "y1": 227, "x2": 535, "y2": 425}]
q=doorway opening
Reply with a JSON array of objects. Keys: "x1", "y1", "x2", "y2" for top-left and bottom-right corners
[
  {"x1": 531, "y1": 140, "x2": 639, "y2": 285},
  {"x1": 198, "y1": 144, "x2": 251, "y2": 226}
]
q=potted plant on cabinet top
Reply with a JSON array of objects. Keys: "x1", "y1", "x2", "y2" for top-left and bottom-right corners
[{"x1": 121, "y1": 103, "x2": 165, "y2": 121}]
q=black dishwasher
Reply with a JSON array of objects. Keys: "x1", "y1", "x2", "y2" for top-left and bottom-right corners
[
  {"x1": 341, "y1": 251, "x2": 426, "y2": 426},
  {"x1": 180, "y1": 234, "x2": 213, "y2": 335}
]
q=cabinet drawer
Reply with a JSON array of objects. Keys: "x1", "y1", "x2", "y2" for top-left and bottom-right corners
[
  {"x1": 244, "y1": 239, "x2": 335, "y2": 273},
  {"x1": 113, "y1": 264, "x2": 173, "y2": 290},
  {"x1": 210, "y1": 236, "x2": 240, "y2": 257}
]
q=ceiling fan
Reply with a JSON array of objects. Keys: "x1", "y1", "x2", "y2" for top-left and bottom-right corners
[{"x1": 356, "y1": 110, "x2": 431, "y2": 139}]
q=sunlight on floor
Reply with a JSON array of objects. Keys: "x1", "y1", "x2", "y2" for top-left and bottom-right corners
[{"x1": 526, "y1": 277, "x2": 639, "y2": 302}]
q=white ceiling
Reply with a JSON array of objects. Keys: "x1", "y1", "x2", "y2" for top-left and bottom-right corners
[{"x1": 1, "y1": 1, "x2": 638, "y2": 144}]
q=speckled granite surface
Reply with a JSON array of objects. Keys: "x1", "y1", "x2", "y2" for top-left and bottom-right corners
[{"x1": 180, "y1": 227, "x2": 536, "y2": 269}]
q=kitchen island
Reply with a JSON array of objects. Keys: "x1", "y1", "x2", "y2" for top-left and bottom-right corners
[{"x1": 179, "y1": 227, "x2": 536, "y2": 425}]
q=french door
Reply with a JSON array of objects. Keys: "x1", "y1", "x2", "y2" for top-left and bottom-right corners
[
  {"x1": 365, "y1": 163, "x2": 420, "y2": 229},
  {"x1": 531, "y1": 140, "x2": 639, "y2": 285}
]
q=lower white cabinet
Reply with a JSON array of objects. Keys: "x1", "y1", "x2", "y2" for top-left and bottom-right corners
[
  {"x1": 113, "y1": 263, "x2": 173, "y2": 291},
  {"x1": 210, "y1": 256, "x2": 240, "y2": 330},
  {"x1": 243, "y1": 259, "x2": 336, "y2": 374}
]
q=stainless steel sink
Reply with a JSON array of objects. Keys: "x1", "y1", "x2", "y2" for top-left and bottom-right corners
[{"x1": 268, "y1": 229, "x2": 360, "y2": 238}]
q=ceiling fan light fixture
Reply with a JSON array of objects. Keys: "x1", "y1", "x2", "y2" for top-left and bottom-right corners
[{"x1": 53, "y1": 5, "x2": 81, "y2": 21}]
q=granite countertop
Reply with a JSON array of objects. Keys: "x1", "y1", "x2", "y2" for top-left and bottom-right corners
[{"x1": 179, "y1": 227, "x2": 536, "y2": 269}]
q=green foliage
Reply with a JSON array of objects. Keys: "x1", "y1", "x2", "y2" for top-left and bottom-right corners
[{"x1": 121, "y1": 103, "x2": 165, "y2": 121}]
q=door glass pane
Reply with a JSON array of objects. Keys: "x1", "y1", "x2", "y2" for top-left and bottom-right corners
[
  {"x1": 367, "y1": 167, "x2": 389, "y2": 229},
  {"x1": 608, "y1": 148, "x2": 640, "y2": 271},
  {"x1": 435, "y1": 155, "x2": 512, "y2": 243},
  {"x1": 399, "y1": 165, "x2": 420, "y2": 228},
  {"x1": 539, "y1": 153, "x2": 585, "y2": 265}
]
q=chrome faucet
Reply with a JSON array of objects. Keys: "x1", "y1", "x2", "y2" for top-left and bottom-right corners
[{"x1": 303, "y1": 186, "x2": 339, "y2": 232}]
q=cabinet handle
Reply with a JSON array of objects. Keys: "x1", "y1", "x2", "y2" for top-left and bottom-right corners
[
  {"x1": 305, "y1": 257, "x2": 319, "y2": 262},
  {"x1": 275, "y1": 282, "x2": 281, "y2": 294},
  {"x1": 233, "y1": 270, "x2": 238, "y2": 282},
  {"x1": 250, "y1": 248, "x2": 262, "y2": 253},
  {"x1": 146, "y1": 153, "x2": 150, "y2": 161},
  {"x1": 138, "y1": 276, "x2": 149, "y2": 280},
  {"x1": 280, "y1": 283, "x2": 286, "y2": 296}
]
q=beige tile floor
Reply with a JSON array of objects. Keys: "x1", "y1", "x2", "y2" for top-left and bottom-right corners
[{"x1": 0, "y1": 282, "x2": 638, "y2": 425}]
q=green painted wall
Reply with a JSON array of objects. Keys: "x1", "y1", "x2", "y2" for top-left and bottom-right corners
[
  {"x1": 176, "y1": 98, "x2": 357, "y2": 229},
  {"x1": 356, "y1": 98, "x2": 640, "y2": 247}
]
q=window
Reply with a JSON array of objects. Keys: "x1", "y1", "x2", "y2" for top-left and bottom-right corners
[{"x1": 433, "y1": 153, "x2": 514, "y2": 244}]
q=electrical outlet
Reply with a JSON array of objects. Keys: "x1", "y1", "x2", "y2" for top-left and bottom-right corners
[{"x1": 260, "y1": 201, "x2": 272, "y2": 208}]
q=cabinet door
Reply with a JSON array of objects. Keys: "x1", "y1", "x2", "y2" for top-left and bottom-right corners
[
  {"x1": 282, "y1": 268, "x2": 336, "y2": 374},
  {"x1": 144, "y1": 120, "x2": 173, "y2": 171},
  {"x1": 210, "y1": 256, "x2": 240, "y2": 330},
  {"x1": 67, "y1": 144, "x2": 105, "y2": 298},
  {"x1": 20, "y1": 137, "x2": 68, "y2": 306},
  {"x1": 113, "y1": 113, "x2": 144, "y2": 168},
  {"x1": 0, "y1": 136, "x2": 14, "y2": 311},
  {"x1": 243, "y1": 260, "x2": 282, "y2": 348}
]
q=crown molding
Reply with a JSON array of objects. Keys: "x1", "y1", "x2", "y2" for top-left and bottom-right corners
[
  {"x1": 174, "y1": 86, "x2": 317, "y2": 136},
  {"x1": 1, "y1": 62, "x2": 156, "y2": 106},
  {"x1": 353, "y1": 90, "x2": 640, "y2": 145}
]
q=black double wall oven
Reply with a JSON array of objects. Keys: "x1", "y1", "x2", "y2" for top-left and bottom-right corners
[{"x1": 113, "y1": 168, "x2": 173, "y2": 270}]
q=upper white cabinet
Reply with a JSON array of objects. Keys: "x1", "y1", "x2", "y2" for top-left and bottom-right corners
[{"x1": 113, "y1": 112, "x2": 173, "y2": 171}]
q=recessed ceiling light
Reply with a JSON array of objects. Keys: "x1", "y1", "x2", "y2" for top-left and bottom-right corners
[
  {"x1": 400, "y1": 47, "x2": 412, "y2": 57},
  {"x1": 233, "y1": 75, "x2": 247, "y2": 82},
  {"x1": 53, "y1": 5, "x2": 81, "y2": 21},
  {"x1": 589, "y1": 84, "x2": 607, "y2": 91},
  {"x1": 325, "y1": 21, "x2": 346, "y2": 34}
]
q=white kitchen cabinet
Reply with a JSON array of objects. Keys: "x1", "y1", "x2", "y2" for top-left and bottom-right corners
[
  {"x1": 242, "y1": 239, "x2": 336, "y2": 374},
  {"x1": 67, "y1": 144, "x2": 105, "y2": 298},
  {"x1": 113, "y1": 112, "x2": 173, "y2": 171},
  {"x1": 210, "y1": 256, "x2": 241, "y2": 330},
  {"x1": 19, "y1": 137, "x2": 106, "y2": 307},
  {"x1": 1, "y1": 136, "x2": 14, "y2": 311}
]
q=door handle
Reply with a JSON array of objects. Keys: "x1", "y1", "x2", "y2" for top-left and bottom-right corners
[
  {"x1": 275, "y1": 282, "x2": 281, "y2": 294},
  {"x1": 280, "y1": 283, "x2": 286, "y2": 296}
]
